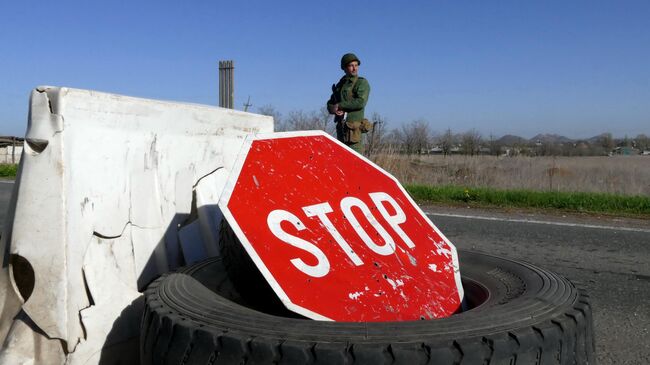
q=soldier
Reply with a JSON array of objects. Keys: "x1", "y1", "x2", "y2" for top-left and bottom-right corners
[{"x1": 327, "y1": 53, "x2": 371, "y2": 154}]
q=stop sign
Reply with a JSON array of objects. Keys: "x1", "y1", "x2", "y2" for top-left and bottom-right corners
[{"x1": 219, "y1": 131, "x2": 463, "y2": 321}]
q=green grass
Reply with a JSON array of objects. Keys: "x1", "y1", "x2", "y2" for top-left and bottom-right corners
[
  {"x1": 0, "y1": 164, "x2": 18, "y2": 178},
  {"x1": 406, "y1": 184, "x2": 650, "y2": 216}
]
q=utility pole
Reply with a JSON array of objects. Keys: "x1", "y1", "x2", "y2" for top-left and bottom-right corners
[{"x1": 243, "y1": 95, "x2": 252, "y2": 112}]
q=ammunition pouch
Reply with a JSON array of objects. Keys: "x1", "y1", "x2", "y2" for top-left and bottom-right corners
[
  {"x1": 344, "y1": 119, "x2": 372, "y2": 144},
  {"x1": 344, "y1": 120, "x2": 362, "y2": 143},
  {"x1": 360, "y1": 119, "x2": 373, "y2": 133}
]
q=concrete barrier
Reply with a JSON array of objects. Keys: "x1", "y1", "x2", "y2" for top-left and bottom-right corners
[
  {"x1": 0, "y1": 146, "x2": 22, "y2": 164},
  {"x1": 0, "y1": 86, "x2": 273, "y2": 364}
]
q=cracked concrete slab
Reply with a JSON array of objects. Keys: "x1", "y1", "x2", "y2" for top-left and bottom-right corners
[
  {"x1": 195, "y1": 168, "x2": 228, "y2": 258},
  {"x1": 0, "y1": 86, "x2": 273, "y2": 364}
]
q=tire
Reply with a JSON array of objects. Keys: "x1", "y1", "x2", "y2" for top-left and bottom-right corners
[{"x1": 140, "y1": 250, "x2": 596, "y2": 364}]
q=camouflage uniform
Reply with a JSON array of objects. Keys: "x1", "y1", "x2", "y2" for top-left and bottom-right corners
[{"x1": 327, "y1": 54, "x2": 371, "y2": 154}]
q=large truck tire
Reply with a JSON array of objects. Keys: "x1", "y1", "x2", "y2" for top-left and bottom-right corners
[{"x1": 140, "y1": 250, "x2": 596, "y2": 364}]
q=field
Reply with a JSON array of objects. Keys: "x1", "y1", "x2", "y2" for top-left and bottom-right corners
[{"x1": 372, "y1": 154, "x2": 650, "y2": 196}]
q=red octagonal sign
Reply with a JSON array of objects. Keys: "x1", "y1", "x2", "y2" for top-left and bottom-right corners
[{"x1": 219, "y1": 131, "x2": 463, "y2": 321}]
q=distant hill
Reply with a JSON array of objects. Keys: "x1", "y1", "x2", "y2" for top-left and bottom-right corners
[
  {"x1": 586, "y1": 133, "x2": 611, "y2": 144},
  {"x1": 496, "y1": 134, "x2": 528, "y2": 146},
  {"x1": 529, "y1": 134, "x2": 573, "y2": 144}
]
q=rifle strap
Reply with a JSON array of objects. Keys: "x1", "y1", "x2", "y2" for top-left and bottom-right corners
[{"x1": 346, "y1": 76, "x2": 359, "y2": 100}]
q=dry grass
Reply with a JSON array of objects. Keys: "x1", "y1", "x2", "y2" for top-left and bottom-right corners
[{"x1": 371, "y1": 154, "x2": 650, "y2": 196}]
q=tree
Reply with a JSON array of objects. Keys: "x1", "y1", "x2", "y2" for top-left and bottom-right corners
[
  {"x1": 461, "y1": 129, "x2": 482, "y2": 156},
  {"x1": 273, "y1": 108, "x2": 335, "y2": 135},
  {"x1": 599, "y1": 133, "x2": 615, "y2": 152},
  {"x1": 257, "y1": 105, "x2": 282, "y2": 128},
  {"x1": 315, "y1": 107, "x2": 336, "y2": 136},
  {"x1": 285, "y1": 110, "x2": 313, "y2": 131},
  {"x1": 538, "y1": 142, "x2": 562, "y2": 156},
  {"x1": 621, "y1": 135, "x2": 631, "y2": 147},
  {"x1": 383, "y1": 128, "x2": 403, "y2": 151},
  {"x1": 400, "y1": 120, "x2": 431, "y2": 155},
  {"x1": 366, "y1": 112, "x2": 388, "y2": 156},
  {"x1": 487, "y1": 133, "x2": 502, "y2": 156},
  {"x1": 635, "y1": 134, "x2": 649, "y2": 151},
  {"x1": 439, "y1": 128, "x2": 454, "y2": 156}
]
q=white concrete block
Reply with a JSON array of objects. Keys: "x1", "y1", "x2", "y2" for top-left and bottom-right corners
[{"x1": 0, "y1": 86, "x2": 273, "y2": 364}]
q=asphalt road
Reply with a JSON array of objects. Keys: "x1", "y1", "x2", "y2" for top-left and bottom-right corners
[
  {"x1": 0, "y1": 181, "x2": 648, "y2": 364},
  {"x1": 424, "y1": 205, "x2": 650, "y2": 365}
]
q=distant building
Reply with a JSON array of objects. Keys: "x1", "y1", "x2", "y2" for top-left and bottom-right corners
[
  {"x1": 612, "y1": 146, "x2": 639, "y2": 156},
  {"x1": 478, "y1": 146, "x2": 491, "y2": 155},
  {"x1": 429, "y1": 146, "x2": 443, "y2": 154},
  {"x1": 0, "y1": 136, "x2": 23, "y2": 164}
]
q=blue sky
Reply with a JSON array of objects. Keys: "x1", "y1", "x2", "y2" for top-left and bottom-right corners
[{"x1": 1, "y1": 1, "x2": 648, "y2": 138}]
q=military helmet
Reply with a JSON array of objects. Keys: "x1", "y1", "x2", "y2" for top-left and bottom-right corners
[{"x1": 340, "y1": 53, "x2": 361, "y2": 69}]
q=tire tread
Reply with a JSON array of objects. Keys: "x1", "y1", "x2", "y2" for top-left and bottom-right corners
[{"x1": 140, "y1": 252, "x2": 596, "y2": 365}]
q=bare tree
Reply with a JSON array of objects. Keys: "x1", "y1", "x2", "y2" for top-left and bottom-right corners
[
  {"x1": 401, "y1": 120, "x2": 431, "y2": 155},
  {"x1": 383, "y1": 128, "x2": 403, "y2": 151},
  {"x1": 621, "y1": 135, "x2": 632, "y2": 147},
  {"x1": 274, "y1": 108, "x2": 335, "y2": 135},
  {"x1": 285, "y1": 110, "x2": 312, "y2": 131},
  {"x1": 461, "y1": 129, "x2": 482, "y2": 156},
  {"x1": 535, "y1": 141, "x2": 561, "y2": 156},
  {"x1": 635, "y1": 134, "x2": 649, "y2": 151},
  {"x1": 257, "y1": 105, "x2": 282, "y2": 129},
  {"x1": 366, "y1": 112, "x2": 388, "y2": 156},
  {"x1": 487, "y1": 133, "x2": 502, "y2": 156},
  {"x1": 310, "y1": 107, "x2": 336, "y2": 136},
  {"x1": 599, "y1": 133, "x2": 615, "y2": 152},
  {"x1": 439, "y1": 128, "x2": 454, "y2": 156}
]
